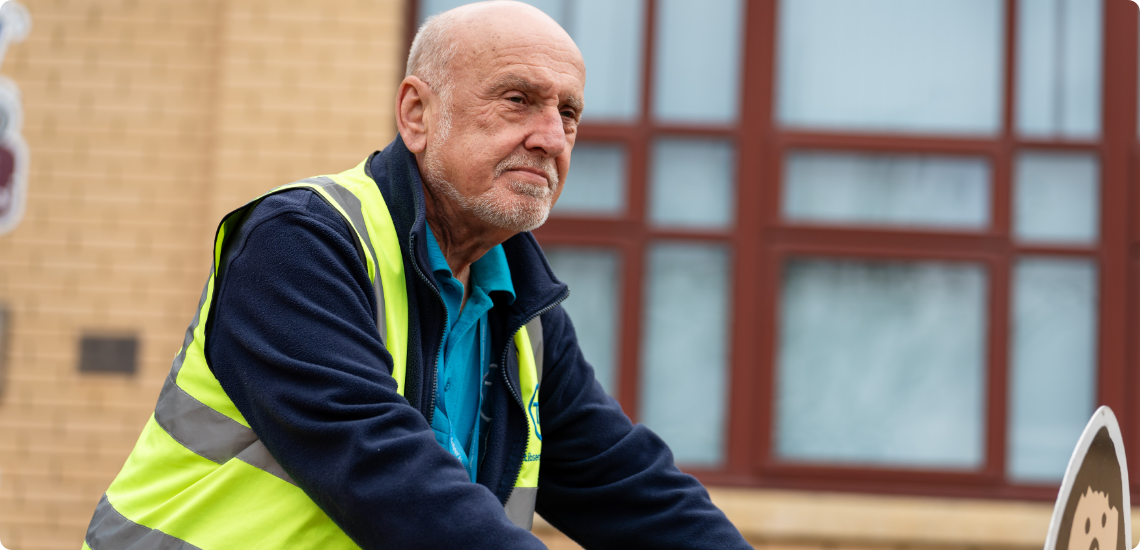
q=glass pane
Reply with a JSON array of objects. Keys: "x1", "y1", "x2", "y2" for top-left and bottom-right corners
[
  {"x1": 568, "y1": 0, "x2": 644, "y2": 121},
  {"x1": 544, "y1": 247, "x2": 621, "y2": 395},
  {"x1": 1008, "y1": 257, "x2": 1098, "y2": 482},
  {"x1": 519, "y1": 0, "x2": 566, "y2": 22},
  {"x1": 776, "y1": 0, "x2": 1004, "y2": 134},
  {"x1": 649, "y1": 138, "x2": 736, "y2": 229},
  {"x1": 554, "y1": 143, "x2": 627, "y2": 216},
  {"x1": 652, "y1": 0, "x2": 744, "y2": 123},
  {"x1": 776, "y1": 258, "x2": 988, "y2": 469},
  {"x1": 1016, "y1": 0, "x2": 1103, "y2": 138},
  {"x1": 640, "y1": 243, "x2": 731, "y2": 466},
  {"x1": 419, "y1": 0, "x2": 643, "y2": 121},
  {"x1": 1014, "y1": 151, "x2": 1100, "y2": 245},
  {"x1": 783, "y1": 151, "x2": 991, "y2": 229},
  {"x1": 417, "y1": 0, "x2": 472, "y2": 24},
  {"x1": 422, "y1": 0, "x2": 568, "y2": 24}
]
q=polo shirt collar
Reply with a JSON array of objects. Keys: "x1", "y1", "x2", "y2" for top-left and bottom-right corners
[{"x1": 425, "y1": 223, "x2": 516, "y2": 305}]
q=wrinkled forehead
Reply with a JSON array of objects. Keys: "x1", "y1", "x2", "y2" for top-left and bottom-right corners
[
  {"x1": 450, "y1": 7, "x2": 585, "y2": 92},
  {"x1": 475, "y1": 44, "x2": 583, "y2": 91}
]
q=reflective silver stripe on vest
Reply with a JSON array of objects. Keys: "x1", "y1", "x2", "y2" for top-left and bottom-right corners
[
  {"x1": 296, "y1": 177, "x2": 388, "y2": 343},
  {"x1": 86, "y1": 493, "x2": 202, "y2": 550},
  {"x1": 153, "y1": 373, "x2": 298, "y2": 487},
  {"x1": 525, "y1": 317, "x2": 543, "y2": 385},
  {"x1": 154, "y1": 375, "x2": 259, "y2": 464},
  {"x1": 296, "y1": 177, "x2": 378, "y2": 271},
  {"x1": 503, "y1": 487, "x2": 537, "y2": 530},
  {"x1": 170, "y1": 276, "x2": 210, "y2": 379},
  {"x1": 236, "y1": 439, "x2": 295, "y2": 485}
]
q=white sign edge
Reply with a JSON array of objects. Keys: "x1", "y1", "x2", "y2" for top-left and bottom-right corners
[{"x1": 1042, "y1": 406, "x2": 1132, "y2": 550}]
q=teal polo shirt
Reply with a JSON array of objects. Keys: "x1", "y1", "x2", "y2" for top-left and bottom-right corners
[{"x1": 425, "y1": 225, "x2": 515, "y2": 482}]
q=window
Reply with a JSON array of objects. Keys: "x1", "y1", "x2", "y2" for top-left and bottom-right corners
[{"x1": 411, "y1": 0, "x2": 1139, "y2": 500}]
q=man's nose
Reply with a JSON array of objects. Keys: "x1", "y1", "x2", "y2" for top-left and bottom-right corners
[{"x1": 524, "y1": 107, "x2": 567, "y2": 158}]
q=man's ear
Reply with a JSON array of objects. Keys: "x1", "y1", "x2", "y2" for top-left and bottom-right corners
[{"x1": 396, "y1": 76, "x2": 432, "y2": 154}]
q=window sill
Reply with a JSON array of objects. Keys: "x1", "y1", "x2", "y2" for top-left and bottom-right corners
[
  {"x1": 533, "y1": 487, "x2": 1140, "y2": 549},
  {"x1": 705, "y1": 487, "x2": 1081, "y2": 549}
]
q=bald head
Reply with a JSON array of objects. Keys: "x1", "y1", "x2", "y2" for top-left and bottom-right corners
[{"x1": 406, "y1": 1, "x2": 582, "y2": 94}]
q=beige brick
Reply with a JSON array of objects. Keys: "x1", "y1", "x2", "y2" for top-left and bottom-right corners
[
  {"x1": 758, "y1": 542, "x2": 828, "y2": 550},
  {"x1": 534, "y1": 530, "x2": 587, "y2": 550}
]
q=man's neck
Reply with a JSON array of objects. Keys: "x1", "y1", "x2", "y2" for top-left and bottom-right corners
[{"x1": 422, "y1": 186, "x2": 512, "y2": 297}]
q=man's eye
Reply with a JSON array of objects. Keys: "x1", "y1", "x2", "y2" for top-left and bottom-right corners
[
  {"x1": 561, "y1": 110, "x2": 576, "y2": 119},
  {"x1": 507, "y1": 96, "x2": 525, "y2": 104}
]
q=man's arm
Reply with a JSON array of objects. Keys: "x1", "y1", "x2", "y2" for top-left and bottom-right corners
[
  {"x1": 206, "y1": 190, "x2": 545, "y2": 550},
  {"x1": 534, "y1": 305, "x2": 751, "y2": 550}
]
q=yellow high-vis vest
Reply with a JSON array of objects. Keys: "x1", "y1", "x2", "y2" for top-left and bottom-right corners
[{"x1": 82, "y1": 160, "x2": 544, "y2": 550}]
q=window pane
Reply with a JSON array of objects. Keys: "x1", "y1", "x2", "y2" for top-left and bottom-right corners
[
  {"x1": 652, "y1": 0, "x2": 744, "y2": 123},
  {"x1": 776, "y1": 0, "x2": 1004, "y2": 134},
  {"x1": 649, "y1": 138, "x2": 736, "y2": 229},
  {"x1": 417, "y1": 0, "x2": 470, "y2": 23},
  {"x1": 1014, "y1": 151, "x2": 1099, "y2": 245},
  {"x1": 569, "y1": 0, "x2": 644, "y2": 121},
  {"x1": 544, "y1": 247, "x2": 621, "y2": 395},
  {"x1": 420, "y1": 0, "x2": 644, "y2": 121},
  {"x1": 783, "y1": 151, "x2": 991, "y2": 229},
  {"x1": 776, "y1": 258, "x2": 988, "y2": 469},
  {"x1": 555, "y1": 143, "x2": 627, "y2": 216},
  {"x1": 426, "y1": 0, "x2": 568, "y2": 23},
  {"x1": 1008, "y1": 257, "x2": 1097, "y2": 482},
  {"x1": 519, "y1": 0, "x2": 566, "y2": 22},
  {"x1": 640, "y1": 243, "x2": 731, "y2": 466},
  {"x1": 1016, "y1": 0, "x2": 1103, "y2": 138}
]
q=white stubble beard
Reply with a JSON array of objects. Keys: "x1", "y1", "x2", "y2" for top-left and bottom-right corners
[{"x1": 421, "y1": 112, "x2": 561, "y2": 233}]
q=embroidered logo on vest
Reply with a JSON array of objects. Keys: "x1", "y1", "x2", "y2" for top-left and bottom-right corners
[{"x1": 527, "y1": 383, "x2": 541, "y2": 442}]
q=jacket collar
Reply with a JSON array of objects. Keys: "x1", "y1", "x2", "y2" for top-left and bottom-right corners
[{"x1": 366, "y1": 135, "x2": 568, "y2": 327}]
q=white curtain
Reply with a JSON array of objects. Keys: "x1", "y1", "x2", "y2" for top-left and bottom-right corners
[
  {"x1": 640, "y1": 243, "x2": 731, "y2": 467},
  {"x1": 776, "y1": 259, "x2": 988, "y2": 469}
]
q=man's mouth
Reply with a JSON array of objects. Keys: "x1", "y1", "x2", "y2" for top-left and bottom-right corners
[
  {"x1": 507, "y1": 177, "x2": 553, "y2": 199},
  {"x1": 494, "y1": 152, "x2": 560, "y2": 191},
  {"x1": 509, "y1": 167, "x2": 551, "y2": 184}
]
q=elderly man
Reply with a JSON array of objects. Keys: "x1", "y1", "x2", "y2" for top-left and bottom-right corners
[{"x1": 83, "y1": 2, "x2": 750, "y2": 549}]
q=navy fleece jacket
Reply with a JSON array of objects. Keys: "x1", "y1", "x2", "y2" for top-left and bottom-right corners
[{"x1": 204, "y1": 136, "x2": 751, "y2": 549}]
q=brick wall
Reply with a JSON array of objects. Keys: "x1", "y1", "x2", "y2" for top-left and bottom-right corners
[
  {"x1": 209, "y1": 0, "x2": 405, "y2": 223},
  {"x1": 0, "y1": 1, "x2": 221, "y2": 547},
  {"x1": 0, "y1": 1, "x2": 402, "y2": 548}
]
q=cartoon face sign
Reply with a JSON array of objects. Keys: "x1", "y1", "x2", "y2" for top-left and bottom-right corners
[
  {"x1": 1046, "y1": 407, "x2": 1131, "y2": 550},
  {"x1": 0, "y1": 144, "x2": 14, "y2": 216},
  {"x1": 1067, "y1": 487, "x2": 1119, "y2": 550},
  {"x1": 0, "y1": 0, "x2": 27, "y2": 236}
]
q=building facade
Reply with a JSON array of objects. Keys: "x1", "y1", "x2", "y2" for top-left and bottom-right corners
[{"x1": 1, "y1": 0, "x2": 1139, "y2": 548}]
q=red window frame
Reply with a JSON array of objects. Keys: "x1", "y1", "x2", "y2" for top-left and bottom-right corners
[{"x1": 407, "y1": 0, "x2": 1140, "y2": 502}]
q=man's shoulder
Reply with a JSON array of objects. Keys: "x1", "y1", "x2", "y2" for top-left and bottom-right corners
[
  {"x1": 219, "y1": 186, "x2": 360, "y2": 266},
  {"x1": 243, "y1": 186, "x2": 343, "y2": 225},
  {"x1": 226, "y1": 186, "x2": 357, "y2": 241}
]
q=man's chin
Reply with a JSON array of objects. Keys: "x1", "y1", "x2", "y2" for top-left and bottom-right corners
[
  {"x1": 509, "y1": 183, "x2": 553, "y2": 200},
  {"x1": 492, "y1": 205, "x2": 550, "y2": 233},
  {"x1": 469, "y1": 195, "x2": 551, "y2": 233}
]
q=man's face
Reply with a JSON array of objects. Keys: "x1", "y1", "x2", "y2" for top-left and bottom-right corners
[{"x1": 421, "y1": 17, "x2": 585, "y2": 233}]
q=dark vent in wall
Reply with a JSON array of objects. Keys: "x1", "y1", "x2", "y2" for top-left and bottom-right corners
[{"x1": 79, "y1": 334, "x2": 138, "y2": 374}]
